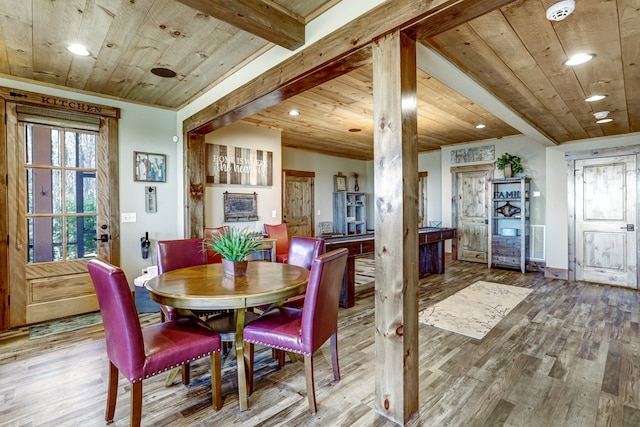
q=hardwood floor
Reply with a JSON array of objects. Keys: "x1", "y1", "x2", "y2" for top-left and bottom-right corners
[{"x1": 2, "y1": 258, "x2": 640, "y2": 426}]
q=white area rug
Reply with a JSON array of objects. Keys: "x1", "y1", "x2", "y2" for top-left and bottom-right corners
[{"x1": 418, "y1": 281, "x2": 532, "y2": 340}]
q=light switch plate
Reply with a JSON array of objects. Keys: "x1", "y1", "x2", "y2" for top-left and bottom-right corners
[{"x1": 121, "y1": 212, "x2": 137, "y2": 223}]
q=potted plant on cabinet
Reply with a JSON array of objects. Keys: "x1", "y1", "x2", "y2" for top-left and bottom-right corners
[
  {"x1": 495, "y1": 153, "x2": 523, "y2": 178},
  {"x1": 204, "y1": 227, "x2": 261, "y2": 276}
]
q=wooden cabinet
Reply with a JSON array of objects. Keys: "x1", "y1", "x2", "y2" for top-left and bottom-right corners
[
  {"x1": 488, "y1": 178, "x2": 530, "y2": 273},
  {"x1": 333, "y1": 192, "x2": 367, "y2": 235}
]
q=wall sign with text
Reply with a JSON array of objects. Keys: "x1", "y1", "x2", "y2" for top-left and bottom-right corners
[{"x1": 205, "y1": 143, "x2": 273, "y2": 186}]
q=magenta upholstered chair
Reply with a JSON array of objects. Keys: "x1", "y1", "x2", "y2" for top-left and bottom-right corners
[
  {"x1": 264, "y1": 223, "x2": 290, "y2": 263},
  {"x1": 156, "y1": 238, "x2": 208, "y2": 323},
  {"x1": 282, "y1": 236, "x2": 325, "y2": 309},
  {"x1": 87, "y1": 259, "x2": 222, "y2": 427},
  {"x1": 243, "y1": 248, "x2": 348, "y2": 414}
]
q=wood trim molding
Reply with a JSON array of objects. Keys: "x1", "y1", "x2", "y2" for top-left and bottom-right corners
[
  {"x1": 564, "y1": 144, "x2": 640, "y2": 161},
  {"x1": 0, "y1": 86, "x2": 120, "y2": 119}
]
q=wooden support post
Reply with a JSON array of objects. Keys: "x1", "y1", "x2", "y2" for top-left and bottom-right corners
[
  {"x1": 185, "y1": 132, "x2": 206, "y2": 238},
  {"x1": 372, "y1": 30, "x2": 419, "y2": 424}
]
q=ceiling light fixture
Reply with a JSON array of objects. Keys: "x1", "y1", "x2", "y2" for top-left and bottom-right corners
[
  {"x1": 593, "y1": 111, "x2": 610, "y2": 120},
  {"x1": 585, "y1": 94, "x2": 607, "y2": 102},
  {"x1": 596, "y1": 118, "x2": 613, "y2": 124},
  {"x1": 348, "y1": 128, "x2": 362, "y2": 133},
  {"x1": 475, "y1": 124, "x2": 486, "y2": 129},
  {"x1": 66, "y1": 44, "x2": 90, "y2": 56},
  {"x1": 564, "y1": 53, "x2": 594, "y2": 66},
  {"x1": 546, "y1": 0, "x2": 576, "y2": 21},
  {"x1": 288, "y1": 109, "x2": 300, "y2": 116}
]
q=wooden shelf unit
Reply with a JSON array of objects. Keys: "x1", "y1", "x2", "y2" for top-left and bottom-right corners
[
  {"x1": 333, "y1": 192, "x2": 367, "y2": 235},
  {"x1": 488, "y1": 177, "x2": 530, "y2": 273}
]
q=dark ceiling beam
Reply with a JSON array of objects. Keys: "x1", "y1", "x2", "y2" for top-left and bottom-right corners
[{"x1": 174, "y1": 0, "x2": 305, "y2": 50}]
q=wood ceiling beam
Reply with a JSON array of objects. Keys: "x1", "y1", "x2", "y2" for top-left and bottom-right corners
[
  {"x1": 174, "y1": 0, "x2": 304, "y2": 50},
  {"x1": 183, "y1": 0, "x2": 518, "y2": 135}
]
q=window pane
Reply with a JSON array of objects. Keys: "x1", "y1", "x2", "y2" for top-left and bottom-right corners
[
  {"x1": 66, "y1": 216, "x2": 97, "y2": 259},
  {"x1": 65, "y1": 170, "x2": 77, "y2": 213},
  {"x1": 27, "y1": 216, "x2": 63, "y2": 263},
  {"x1": 83, "y1": 173, "x2": 97, "y2": 213},
  {"x1": 65, "y1": 130, "x2": 96, "y2": 168},
  {"x1": 26, "y1": 169, "x2": 61, "y2": 214},
  {"x1": 25, "y1": 125, "x2": 61, "y2": 166},
  {"x1": 51, "y1": 170, "x2": 62, "y2": 214}
]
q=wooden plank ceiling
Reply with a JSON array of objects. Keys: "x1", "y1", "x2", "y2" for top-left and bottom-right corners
[{"x1": 0, "y1": 0, "x2": 636, "y2": 160}]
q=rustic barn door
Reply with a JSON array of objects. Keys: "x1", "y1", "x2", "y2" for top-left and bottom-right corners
[
  {"x1": 7, "y1": 108, "x2": 114, "y2": 326},
  {"x1": 451, "y1": 165, "x2": 493, "y2": 263},
  {"x1": 574, "y1": 155, "x2": 637, "y2": 288},
  {"x1": 282, "y1": 170, "x2": 314, "y2": 237}
]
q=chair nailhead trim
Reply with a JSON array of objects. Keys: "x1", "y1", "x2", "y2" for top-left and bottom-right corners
[
  {"x1": 244, "y1": 340, "x2": 310, "y2": 357},
  {"x1": 130, "y1": 350, "x2": 219, "y2": 382}
]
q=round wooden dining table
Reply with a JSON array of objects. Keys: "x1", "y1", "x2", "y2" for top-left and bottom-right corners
[{"x1": 145, "y1": 261, "x2": 309, "y2": 411}]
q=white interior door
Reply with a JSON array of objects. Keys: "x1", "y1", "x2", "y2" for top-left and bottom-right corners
[{"x1": 575, "y1": 155, "x2": 637, "y2": 288}]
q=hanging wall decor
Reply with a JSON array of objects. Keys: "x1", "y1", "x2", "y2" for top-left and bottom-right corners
[{"x1": 205, "y1": 143, "x2": 273, "y2": 186}]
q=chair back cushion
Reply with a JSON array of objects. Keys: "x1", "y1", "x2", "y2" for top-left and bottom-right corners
[
  {"x1": 204, "y1": 226, "x2": 229, "y2": 264},
  {"x1": 157, "y1": 238, "x2": 207, "y2": 274},
  {"x1": 287, "y1": 236, "x2": 324, "y2": 269},
  {"x1": 264, "y1": 223, "x2": 290, "y2": 259},
  {"x1": 87, "y1": 259, "x2": 145, "y2": 376},
  {"x1": 301, "y1": 248, "x2": 348, "y2": 351}
]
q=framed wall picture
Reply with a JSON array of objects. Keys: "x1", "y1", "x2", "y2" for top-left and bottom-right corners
[
  {"x1": 134, "y1": 151, "x2": 166, "y2": 182},
  {"x1": 334, "y1": 172, "x2": 347, "y2": 191}
]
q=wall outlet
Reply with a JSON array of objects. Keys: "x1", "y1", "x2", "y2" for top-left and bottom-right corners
[
  {"x1": 121, "y1": 212, "x2": 137, "y2": 223},
  {"x1": 272, "y1": 210, "x2": 277, "y2": 218},
  {"x1": 317, "y1": 209, "x2": 321, "y2": 216}
]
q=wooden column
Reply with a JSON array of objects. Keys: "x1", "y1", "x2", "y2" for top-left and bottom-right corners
[
  {"x1": 372, "y1": 30, "x2": 419, "y2": 424},
  {"x1": 184, "y1": 132, "x2": 206, "y2": 238}
]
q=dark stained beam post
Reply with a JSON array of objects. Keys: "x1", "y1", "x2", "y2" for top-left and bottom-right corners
[
  {"x1": 175, "y1": 0, "x2": 305, "y2": 50},
  {"x1": 372, "y1": 30, "x2": 419, "y2": 424}
]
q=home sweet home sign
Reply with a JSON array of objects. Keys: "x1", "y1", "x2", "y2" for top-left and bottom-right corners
[{"x1": 205, "y1": 143, "x2": 273, "y2": 186}]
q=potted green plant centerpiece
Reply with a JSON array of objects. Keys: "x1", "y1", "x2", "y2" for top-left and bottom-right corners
[
  {"x1": 495, "y1": 153, "x2": 523, "y2": 178},
  {"x1": 204, "y1": 227, "x2": 261, "y2": 276}
]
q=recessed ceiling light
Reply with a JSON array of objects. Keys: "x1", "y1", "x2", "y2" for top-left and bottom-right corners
[
  {"x1": 66, "y1": 44, "x2": 90, "y2": 56},
  {"x1": 288, "y1": 109, "x2": 300, "y2": 116},
  {"x1": 475, "y1": 124, "x2": 486, "y2": 129},
  {"x1": 564, "y1": 53, "x2": 594, "y2": 66},
  {"x1": 585, "y1": 94, "x2": 607, "y2": 102},
  {"x1": 150, "y1": 67, "x2": 177, "y2": 78},
  {"x1": 596, "y1": 118, "x2": 613, "y2": 124}
]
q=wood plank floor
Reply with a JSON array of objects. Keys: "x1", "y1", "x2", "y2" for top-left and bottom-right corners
[{"x1": 2, "y1": 257, "x2": 640, "y2": 426}]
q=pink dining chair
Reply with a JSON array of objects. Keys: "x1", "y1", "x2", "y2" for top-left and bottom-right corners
[
  {"x1": 264, "y1": 223, "x2": 290, "y2": 263},
  {"x1": 87, "y1": 259, "x2": 222, "y2": 427},
  {"x1": 204, "y1": 225, "x2": 229, "y2": 264},
  {"x1": 282, "y1": 236, "x2": 325, "y2": 309},
  {"x1": 243, "y1": 248, "x2": 348, "y2": 414}
]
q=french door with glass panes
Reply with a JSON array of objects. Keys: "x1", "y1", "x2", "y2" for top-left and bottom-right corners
[{"x1": 7, "y1": 120, "x2": 110, "y2": 326}]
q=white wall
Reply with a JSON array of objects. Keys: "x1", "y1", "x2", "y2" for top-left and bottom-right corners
[
  {"x1": 0, "y1": 78, "x2": 179, "y2": 284},
  {"x1": 544, "y1": 132, "x2": 640, "y2": 271},
  {"x1": 283, "y1": 148, "x2": 370, "y2": 234},
  {"x1": 205, "y1": 122, "x2": 282, "y2": 233},
  {"x1": 439, "y1": 135, "x2": 547, "y2": 253}
]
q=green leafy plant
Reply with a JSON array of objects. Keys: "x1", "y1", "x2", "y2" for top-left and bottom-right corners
[
  {"x1": 495, "y1": 153, "x2": 523, "y2": 175},
  {"x1": 204, "y1": 227, "x2": 261, "y2": 261}
]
